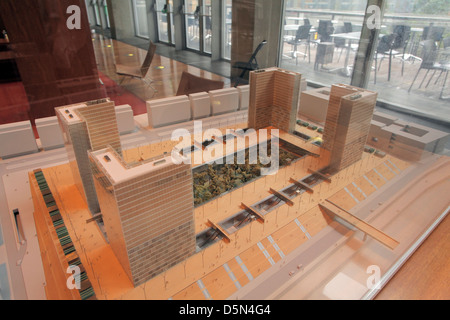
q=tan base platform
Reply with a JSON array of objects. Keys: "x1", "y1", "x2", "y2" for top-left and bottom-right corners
[{"x1": 29, "y1": 139, "x2": 425, "y2": 300}]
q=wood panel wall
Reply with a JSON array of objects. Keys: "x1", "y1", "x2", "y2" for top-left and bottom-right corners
[{"x1": 0, "y1": 0, "x2": 105, "y2": 123}]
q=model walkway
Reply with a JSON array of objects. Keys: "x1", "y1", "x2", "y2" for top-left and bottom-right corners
[{"x1": 319, "y1": 200, "x2": 399, "y2": 250}]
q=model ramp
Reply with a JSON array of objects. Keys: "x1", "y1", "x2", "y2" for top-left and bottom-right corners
[{"x1": 319, "y1": 200, "x2": 399, "y2": 250}]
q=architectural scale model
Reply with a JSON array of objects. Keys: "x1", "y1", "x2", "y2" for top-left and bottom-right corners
[
  {"x1": 321, "y1": 84, "x2": 378, "y2": 172},
  {"x1": 89, "y1": 149, "x2": 196, "y2": 287},
  {"x1": 368, "y1": 111, "x2": 449, "y2": 162},
  {"x1": 248, "y1": 67, "x2": 301, "y2": 133},
  {"x1": 55, "y1": 98, "x2": 122, "y2": 214},
  {"x1": 28, "y1": 68, "x2": 450, "y2": 300}
]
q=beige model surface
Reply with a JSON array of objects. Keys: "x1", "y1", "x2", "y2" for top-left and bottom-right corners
[
  {"x1": 30, "y1": 142, "x2": 422, "y2": 300},
  {"x1": 29, "y1": 68, "x2": 449, "y2": 300}
]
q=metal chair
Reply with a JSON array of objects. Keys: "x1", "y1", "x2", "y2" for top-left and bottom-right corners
[
  {"x1": 422, "y1": 26, "x2": 445, "y2": 46},
  {"x1": 374, "y1": 26, "x2": 411, "y2": 82},
  {"x1": 233, "y1": 40, "x2": 267, "y2": 87},
  {"x1": 287, "y1": 25, "x2": 312, "y2": 64},
  {"x1": 344, "y1": 22, "x2": 353, "y2": 33},
  {"x1": 333, "y1": 25, "x2": 347, "y2": 63},
  {"x1": 408, "y1": 39, "x2": 449, "y2": 97},
  {"x1": 431, "y1": 37, "x2": 450, "y2": 98},
  {"x1": 392, "y1": 25, "x2": 412, "y2": 77},
  {"x1": 373, "y1": 34, "x2": 395, "y2": 84}
]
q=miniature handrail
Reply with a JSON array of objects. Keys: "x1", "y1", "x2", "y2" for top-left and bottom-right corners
[
  {"x1": 241, "y1": 203, "x2": 265, "y2": 222},
  {"x1": 207, "y1": 220, "x2": 231, "y2": 244},
  {"x1": 269, "y1": 188, "x2": 294, "y2": 206},
  {"x1": 307, "y1": 168, "x2": 332, "y2": 183}
]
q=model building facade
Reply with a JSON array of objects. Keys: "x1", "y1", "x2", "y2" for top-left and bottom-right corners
[
  {"x1": 89, "y1": 149, "x2": 196, "y2": 287},
  {"x1": 321, "y1": 84, "x2": 378, "y2": 172},
  {"x1": 248, "y1": 67, "x2": 301, "y2": 133},
  {"x1": 368, "y1": 111, "x2": 450, "y2": 162},
  {"x1": 55, "y1": 98, "x2": 122, "y2": 214}
]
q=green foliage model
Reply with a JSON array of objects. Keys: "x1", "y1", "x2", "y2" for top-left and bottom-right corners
[{"x1": 193, "y1": 147, "x2": 297, "y2": 206}]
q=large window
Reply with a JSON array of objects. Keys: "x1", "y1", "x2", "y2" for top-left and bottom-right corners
[
  {"x1": 156, "y1": 0, "x2": 175, "y2": 44},
  {"x1": 87, "y1": 0, "x2": 110, "y2": 30},
  {"x1": 93, "y1": 0, "x2": 102, "y2": 26},
  {"x1": 280, "y1": 1, "x2": 366, "y2": 86},
  {"x1": 202, "y1": 0, "x2": 212, "y2": 54},
  {"x1": 184, "y1": 0, "x2": 200, "y2": 50},
  {"x1": 222, "y1": 0, "x2": 232, "y2": 60},
  {"x1": 183, "y1": 0, "x2": 212, "y2": 54},
  {"x1": 103, "y1": 0, "x2": 111, "y2": 29},
  {"x1": 280, "y1": 0, "x2": 450, "y2": 122},
  {"x1": 366, "y1": 1, "x2": 450, "y2": 117},
  {"x1": 132, "y1": 0, "x2": 149, "y2": 39}
]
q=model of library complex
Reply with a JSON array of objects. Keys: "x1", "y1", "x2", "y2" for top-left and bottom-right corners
[{"x1": 24, "y1": 68, "x2": 449, "y2": 300}]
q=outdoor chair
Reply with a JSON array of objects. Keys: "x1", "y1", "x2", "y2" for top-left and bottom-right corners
[
  {"x1": 408, "y1": 39, "x2": 449, "y2": 98},
  {"x1": 288, "y1": 25, "x2": 312, "y2": 64},
  {"x1": 232, "y1": 40, "x2": 267, "y2": 87}
]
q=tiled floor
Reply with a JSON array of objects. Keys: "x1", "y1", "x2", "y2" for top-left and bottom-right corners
[{"x1": 118, "y1": 35, "x2": 232, "y2": 79}]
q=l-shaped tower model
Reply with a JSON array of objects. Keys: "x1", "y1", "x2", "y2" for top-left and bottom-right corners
[
  {"x1": 89, "y1": 149, "x2": 196, "y2": 287},
  {"x1": 55, "y1": 98, "x2": 122, "y2": 214}
]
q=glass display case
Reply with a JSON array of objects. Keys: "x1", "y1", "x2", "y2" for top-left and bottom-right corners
[{"x1": 0, "y1": 0, "x2": 448, "y2": 302}]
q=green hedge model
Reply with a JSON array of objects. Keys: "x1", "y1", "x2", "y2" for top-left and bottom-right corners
[{"x1": 193, "y1": 148, "x2": 297, "y2": 206}]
